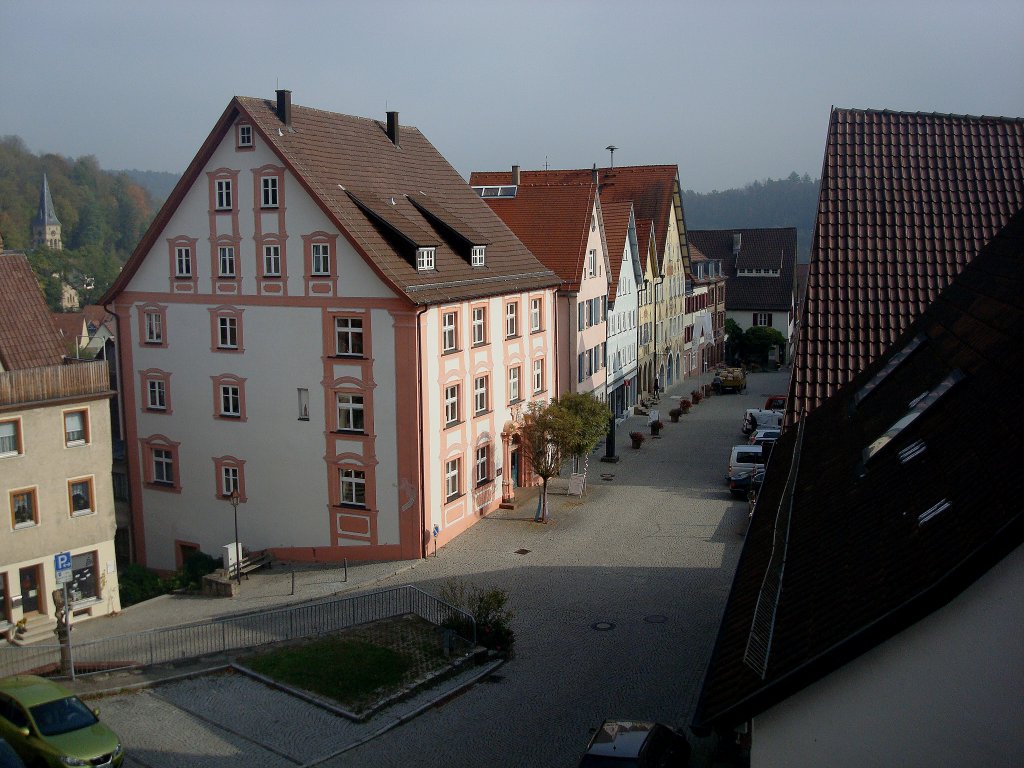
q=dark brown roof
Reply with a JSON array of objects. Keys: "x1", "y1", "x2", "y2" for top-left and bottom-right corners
[
  {"x1": 471, "y1": 165, "x2": 684, "y2": 275},
  {"x1": 0, "y1": 254, "x2": 66, "y2": 370},
  {"x1": 474, "y1": 182, "x2": 598, "y2": 290},
  {"x1": 791, "y1": 108, "x2": 1024, "y2": 419},
  {"x1": 105, "y1": 97, "x2": 557, "y2": 306},
  {"x1": 52, "y1": 312, "x2": 87, "y2": 345},
  {"x1": 696, "y1": 207, "x2": 1024, "y2": 729},
  {"x1": 689, "y1": 228, "x2": 797, "y2": 312}
]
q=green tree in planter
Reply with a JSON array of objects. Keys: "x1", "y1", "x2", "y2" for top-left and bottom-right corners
[
  {"x1": 520, "y1": 401, "x2": 577, "y2": 522},
  {"x1": 742, "y1": 326, "x2": 787, "y2": 365},
  {"x1": 557, "y1": 391, "x2": 612, "y2": 478}
]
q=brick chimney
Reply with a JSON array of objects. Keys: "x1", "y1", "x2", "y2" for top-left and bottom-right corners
[
  {"x1": 276, "y1": 89, "x2": 292, "y2": 125},
  {"x1": 387, "y1": 111, "x2": 400, "y2": 146}
]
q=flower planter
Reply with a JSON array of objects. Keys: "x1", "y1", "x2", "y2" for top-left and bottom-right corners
[{"x1": 629, "y1": 432, "x2": 645, "y2": 449}]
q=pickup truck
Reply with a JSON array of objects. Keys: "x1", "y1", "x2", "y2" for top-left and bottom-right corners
[{"x1": 742, "y1": 408, "x2": 783, "y2": 434}]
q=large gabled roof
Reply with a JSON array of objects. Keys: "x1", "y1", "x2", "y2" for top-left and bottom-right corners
[
  {"x1": 791, "y1": 108, "x2": 1024, "y2": 419},
  {"x1": 696, "y1": 207, "x2": 1024, "y2": 729},
  {"x1": 471, "y1": 165, "x2": 683, "y2": 274},
  {"x1": 601, "y1": 201, "x2": 635, "y2": 302},
  {"x1": 104, "y1": 96, "x2": 558, "y2": 307},
  {"x1": 471, "y1": 181, "x2": 598, "y2": 291},
  {"x1": 0, "y1": 254, "x2": 66, "y2": 370},
  {"x1": 689, "y1": 228, "x2": 797, "y2": 312}
]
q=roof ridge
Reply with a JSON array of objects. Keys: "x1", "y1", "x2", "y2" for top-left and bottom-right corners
[{"x1": 832, "y1": 106, "x2": 1024, "y2": 123}]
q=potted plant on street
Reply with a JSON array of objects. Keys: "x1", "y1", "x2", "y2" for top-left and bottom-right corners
[
  {"x1": 679, "y1": 398, "x2": 692, "y2": 414},
  {"x1": 650, "y1": 419, "x2": 664, "y2": 437},
  {"x1": 691, "y1": 389, "x2": 703, "y2": 404},
  {"x1": 669, "y1": 408, "x2": 682, "y2": 422},
  {"x1": 629, "y1": 431, "x2": 645, "y2": 449}
]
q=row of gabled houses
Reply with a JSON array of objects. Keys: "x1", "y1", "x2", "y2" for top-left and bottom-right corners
[{"x1": 1, "y1": 89, "x2": 799, "y2": 640}]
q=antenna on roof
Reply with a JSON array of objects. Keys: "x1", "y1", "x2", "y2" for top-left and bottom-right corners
[
  {"x1": 606, "y1": 145, "x2": 618, "y2": 168},
  {"x1": 544, "y1": 156, "x2": 550, "y2": 170}
]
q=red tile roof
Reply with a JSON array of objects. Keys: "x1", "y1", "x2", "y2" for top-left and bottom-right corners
[
  {"x1": 689, "y1": 228, "x2": 798, "y2": 312},
  {"x1": 0, "y1": 254, "x2": 66, "y2": 370},
  {"x1": 471, "y1": 165, "x2": 684, "y2": 275},
  {"x1": 791, "y1": 108, "x2": 1024, "y2": 419},
  {"x1": 601, "y1": 201, "x2": 634, "y2": 302},
  {"x1": 52, "y1": 312, "x2": 87, "y2": 346},
  {"x1": 697, "y1": 206, "x2": 1024, "y2": 729},
  {"x1": 105, "y1": 97, "x2": 558, "y2": 306},
  {"x1": 475, "y1": 182, "x2": 598, "y2": 290}
]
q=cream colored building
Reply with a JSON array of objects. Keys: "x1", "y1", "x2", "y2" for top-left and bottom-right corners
[{"x1": 1, "y1": 254, "x2": 120, "y2": 644}]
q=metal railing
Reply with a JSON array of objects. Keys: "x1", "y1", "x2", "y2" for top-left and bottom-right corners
[{"x1": 0, "y1": 585, "x2": 475, "y2": 680}]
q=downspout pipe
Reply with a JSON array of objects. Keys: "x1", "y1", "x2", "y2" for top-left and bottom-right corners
[{"x1": 415, "y1": 304, "x2": 428, "y2": 557}]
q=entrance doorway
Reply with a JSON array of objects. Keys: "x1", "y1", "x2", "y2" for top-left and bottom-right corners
[
  {"x1": 510, "y1": 449, "x2": 521, "y2": 488},
  {"x1": 19, "y1": 565, "x2": 41, "y2": 615}
]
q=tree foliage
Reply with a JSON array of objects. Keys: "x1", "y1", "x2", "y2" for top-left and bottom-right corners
[
  {"x1": 556, "y1": 391, "x2": 611, "y2": 458},
  {"x1": 683, "y1": 172, "x2": 819, "y2": 262},
  {"x1": 0, "y1": 135, "x2": 157, "y2": 309},
  {"x1": 741, "y1": 326, "x2": 787, "y2": 363}
]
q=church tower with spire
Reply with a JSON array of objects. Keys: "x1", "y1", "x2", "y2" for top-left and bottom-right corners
[{"x1": 32, "y1": 173, "x2": 62, "y2": 250}]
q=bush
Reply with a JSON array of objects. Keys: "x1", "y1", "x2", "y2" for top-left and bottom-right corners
[
  {"x1": 439, "y1": 579, "x2": 516, "y2": 654},
  {"x1": 176, "y1": 550, "x2": 221, "y2": 591},
  {"x1": 117, "y1": 564, "x2": 167, "y2": 607}
]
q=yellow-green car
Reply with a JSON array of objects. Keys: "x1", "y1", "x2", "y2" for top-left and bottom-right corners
[{"x1": 0, "y1": 676, "x2": 123, "y2": 768}]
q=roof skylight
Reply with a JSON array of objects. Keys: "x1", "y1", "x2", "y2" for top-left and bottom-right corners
[
  {"x1": 918, "y1": 499, "x2": 951, "y2": 526},
  {"x1": 474, "y1": 185, "x2": 517, "y2": 198},
  {"x1": 862, "y1": 369, "x2": 964, "y2": 464},
  {"x1": 854, "y1": 334, "x2": 926, "y2": 406}
]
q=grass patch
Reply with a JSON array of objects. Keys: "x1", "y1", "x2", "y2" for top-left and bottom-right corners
[{"x1": 240, "y1": 615, "x2": 458, "y2": 713}]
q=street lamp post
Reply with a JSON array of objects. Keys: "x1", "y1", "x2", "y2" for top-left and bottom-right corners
[{"x1": 228, "y1": 489, "x2": 241, "y2": 586}]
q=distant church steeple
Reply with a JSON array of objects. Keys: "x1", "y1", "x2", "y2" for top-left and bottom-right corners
[{"x1": 32, "y1": 173, "x2": 62, "y2": 250}]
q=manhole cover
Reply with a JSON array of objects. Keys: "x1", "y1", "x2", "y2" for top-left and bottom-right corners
[
  {"x1": 591, "y1": 621, "x2": 616, "y2": 631},
  {"x1": 514, "y1": 548, "x2": 531, "y2": 555},
  {"x1": 600, "y1": 474, "x2": 615, "y2": 481},
  {"x1": 644, "y1": 614, "x2": 668, "y2": 624}
]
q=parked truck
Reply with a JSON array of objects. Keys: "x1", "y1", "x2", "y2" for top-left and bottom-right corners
[{"x1": 717, "y1": 367, "x2": 747, "y2": 393}]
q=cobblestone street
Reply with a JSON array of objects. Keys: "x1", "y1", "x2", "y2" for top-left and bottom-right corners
[{"x1": 86, "y1": 370, "x2": 790, "y2": 768}]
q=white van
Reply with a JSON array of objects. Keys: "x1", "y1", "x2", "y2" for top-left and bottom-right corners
[
  {"x1": 727, "y1": 444, "x2": 766, "y2": 481},
  {"x1": 742, "y1": 408, "x2": 783, "y2": 435}
]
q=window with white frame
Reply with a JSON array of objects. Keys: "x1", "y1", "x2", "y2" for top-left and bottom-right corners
[
  {"x1": 588, "y1": 249, "x2": 596, "y2": 277},
  {"x1": 416, "y1": 247, "x2": 435, "y2": 271},
  {"x1": 472, "y1": 307, "x2": 486, "y2": 345},
  {"x1": 505, "y1": 302, "x2": 518, "y2": 338},
  {"x1": 530, "y1": 298, "x2": 542, "y2": 332},
  {"x1": 221, "y1": 465, "x2": 240, "y2": 496},
  {"x1": 175, "y1": 247, "x2": 192, "y2": 278},
  {"x1": 215, "y1": 179, "x2": 232, "y2": 210},
  {"x1": 445, "y1": 457, "x2": 461, "y2": 501},
  {"x1": 509, "y1": 366, "x2": 521, "y2": 403},
  {"x1": 297, "y1": 388, "x2": 310, "y2": 420},
  {"x1": 335, "y1": 317, "x2": 364, "y2": 356},
  {"x1": 145, "y1": 311, "x2": 163, "y2": 344},
  {"x1": 752, "y1": 312, "x2": 773, "y2": 327},
  {"x1": 147, "y1": 379, "x2": 166, "y2": 410},
  {"x1": 444, "y1": 385, "x2": 460, "y2": 426},
  {"x1": 238, "y1": 125, "x2": 253, "y2": 147},
  {"x1": 64, "y1": 410, "x2": 88, "y2": 446},
  {"x1": 533, "y1": 359, "x2": 544, "y2": 393},
  {"x1": 312, "y1": 243, "x2": 330, "y2": 275},
  {"x1": 578, "y1": 303, "x2": 585, "y2": 330},
  {"x1": 261, "y1": 176, "x2": 279, "y2": 208},
  {"x1": 218, "y1": 246, "x2": 236, "y2": 277},
  {"x1": 340, "y1": 468, "x2": 366, "y2": 506},
  {"x1": 0, "y1": 420, "x2": 20, "y2": 456},
  {"x1": 336, "y1": 394, "x2": 365, "y2": 432},
  {"x1": 220, "y1": 384, "x2": 241, "y2": 417},
  {"x1": 476, "y1": 445, "x2": 490, "y2": 485},
  {"x1": 263, "y1": 244, "x2": 281, "y2": 276},
  {"x1": 153, "y1": 449, "x2": 174, "y2": 485},
  {"x1": 69, "y1": 478, "x2": 93, "y2": 515},
  {"x1": 471, "y1": 245, "x2": 486, "y2": 266},
  {"x1": 474, "y1": 376, "x2": 488, "y2": 415},
  {"x1": 442, "y1": 312, "x2": 458, "y2": 353},
  {"x1": 218, "y1": 316, "x2": 238, "y2": 349}
]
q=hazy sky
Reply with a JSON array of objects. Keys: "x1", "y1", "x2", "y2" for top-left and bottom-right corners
[{"x1": 2, "y1": 1, "x2": 1022, "y2": 192}]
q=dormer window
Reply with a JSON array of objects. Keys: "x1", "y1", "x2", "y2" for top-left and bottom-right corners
[
  {"x1": 471, "y1": 245, "x2": 486, "y2": 266},
  {"x1": 238, "y1": 125, "x2": 253, "y2": 148},
  {"x1": 416, "y1": 247, "x2": 435, "y2": 271}
]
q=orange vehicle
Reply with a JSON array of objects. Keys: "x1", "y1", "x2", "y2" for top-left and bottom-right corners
[{"x1": 764, "y1": 394, "x2": 786, "y2": 411}]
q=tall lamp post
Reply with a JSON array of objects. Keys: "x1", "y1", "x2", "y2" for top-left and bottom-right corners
[{"x1": 228, "y1": 489, "x2": 241, "y2": 585}]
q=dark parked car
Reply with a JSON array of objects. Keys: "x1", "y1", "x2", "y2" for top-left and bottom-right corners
[
  {"x1": 728, "y1": 468, "x2": 766, "y2": 499},
  {"x1": 579, "y1": 720, "x2": 690, "y2": 767},
  {"x1": 0, "y1": 676, "x2": 124, "y2": 768}
]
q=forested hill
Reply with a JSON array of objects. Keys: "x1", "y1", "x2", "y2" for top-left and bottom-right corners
[
  {"x1": 683, "y1": 172, "x2": 820, "y2": 262},
  {"x1": 0, "y1": 135, "x2": 157, "y2": 308},
  {"x1": 118, "y1": 169, "x2": 179, "y2": 204}
]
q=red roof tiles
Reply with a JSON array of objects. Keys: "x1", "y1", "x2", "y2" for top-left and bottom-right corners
[
  {"x1": 791, "y1": 108, "x2": 1024, "y2": 419},
  {"x1": 0, "y1": 254, "x2": 66, "y2": 370}
]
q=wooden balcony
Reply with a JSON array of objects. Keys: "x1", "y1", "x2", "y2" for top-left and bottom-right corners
[{"x1": 0, "y1": 359, "x2": 112, "y2": 407}]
